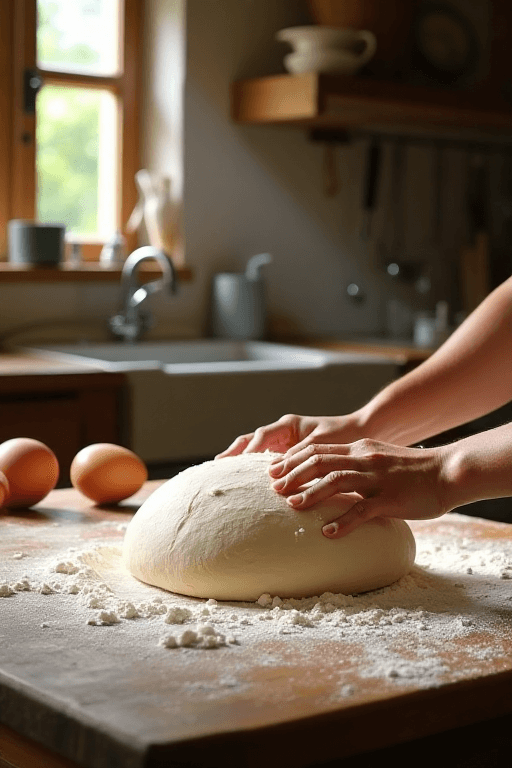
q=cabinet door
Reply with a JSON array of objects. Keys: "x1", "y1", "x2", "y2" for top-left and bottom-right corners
[
  {"x1": 77, "y1": 387, "x2": 125, "y2": 447},
  {"x1": 0, "y1": 394, "x2": 81, "y2": 487}
]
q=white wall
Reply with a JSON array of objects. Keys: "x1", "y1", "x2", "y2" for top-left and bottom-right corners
[
  {"x1": 179, "y1": 0, "x2": 473, "y2": 339},
  {"x1": 0, "y1": 0, "x2": 492, "y2": 345}
]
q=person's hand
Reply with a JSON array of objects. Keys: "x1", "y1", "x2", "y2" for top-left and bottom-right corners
[
  {"x1": 215, "y1": 413, "x2": 364, "y2": 458},
  {"x1": 269, "y1": 439, "x2": 449, "y2": 538}
]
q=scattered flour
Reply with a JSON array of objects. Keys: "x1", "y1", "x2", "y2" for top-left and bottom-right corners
[
  {"x1": 0, "y1": 583, "x2": 15, "y2": 597},
  {"x1": 2, "y1": 521, "x2": 511, "y2": 693},
  {"x1": 87, "y1": 610, "x2": 121, "y2": 626},
  {"x1": 159, "y1": 624, "x2": 237, "y2": 650}
]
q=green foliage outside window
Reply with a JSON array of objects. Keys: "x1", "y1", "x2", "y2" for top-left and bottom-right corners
[
  {"x1": 36, "y1": 0, "x2": 103, "y2": 237},
  {"x1": 37, "y1": 87, "x2": 101, "y2": 236}
]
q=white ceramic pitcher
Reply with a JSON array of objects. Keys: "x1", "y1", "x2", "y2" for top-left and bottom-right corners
[{"x1": 276, "y1": 26, "x2": 377, "y2": 75}]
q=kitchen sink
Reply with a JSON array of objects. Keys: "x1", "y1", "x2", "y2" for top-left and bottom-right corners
[
  {"x1": 27, "y1": 339, "x2": 353, "y2": 373},
  {"x1": 27, "y1": 340, "x2": 400, "y2": 463}
]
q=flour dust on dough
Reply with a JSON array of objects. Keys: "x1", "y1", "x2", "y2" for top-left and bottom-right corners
[{"x1": 122, "y1": 452, "x2": 416, "y2": 601}]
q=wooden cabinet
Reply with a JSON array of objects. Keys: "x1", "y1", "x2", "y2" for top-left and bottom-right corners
[{"x1": 0, "y1": 371, "x2": 126, "y2": 487}]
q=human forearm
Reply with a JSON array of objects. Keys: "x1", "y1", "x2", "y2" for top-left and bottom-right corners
[
  {"x1": 440, "y1": 422, "x2": 512, "y2": 511},
  {"x1": 356, "y1": 278, "x2": 512, "y2": 446}
]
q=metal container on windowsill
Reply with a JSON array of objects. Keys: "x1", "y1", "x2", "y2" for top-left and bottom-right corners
[{"x1": 8, "y1": 220, "x2": 66, "y2": 266}]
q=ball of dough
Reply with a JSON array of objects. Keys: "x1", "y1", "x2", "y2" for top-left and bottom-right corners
[{"x1": 122, "y1": 452, "x2": 416, "y2": 601}]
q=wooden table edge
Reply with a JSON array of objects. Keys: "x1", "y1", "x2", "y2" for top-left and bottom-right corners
[{"x1": 1, "y1": 664, "x2": 512, "y2": 768}]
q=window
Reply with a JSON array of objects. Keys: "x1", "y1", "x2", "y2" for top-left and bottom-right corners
[{"x1": 0, "y1": 0, "x2": 142, "y2": 262}]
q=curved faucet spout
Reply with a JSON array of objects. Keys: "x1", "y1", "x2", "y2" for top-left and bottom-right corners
[
  {"x1": 122, "y1": 246, "x2": 177, "y2": 309},
  {"x1": 109, "y1": 246, "x2": 178, "y2": 342}
]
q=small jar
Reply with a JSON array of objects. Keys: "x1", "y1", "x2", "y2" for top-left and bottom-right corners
[{"x1": 100, "y1": 231, "x2": 126, "y2": 267}]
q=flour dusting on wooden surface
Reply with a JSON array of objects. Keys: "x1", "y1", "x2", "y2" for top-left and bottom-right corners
[{"x1": 2, "y1": 513, "x2": 511, "y2": 694}]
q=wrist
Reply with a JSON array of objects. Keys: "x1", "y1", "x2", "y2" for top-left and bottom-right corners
[
  {"x1": 355, "y1": 399, "x2": 407, "y2": 444},
  {"x1": 437, "y1": 442, "x2": 475, "y2": 512},
  {"x1": 348, "y1": 407, "x2": 378, "y2": 440}
]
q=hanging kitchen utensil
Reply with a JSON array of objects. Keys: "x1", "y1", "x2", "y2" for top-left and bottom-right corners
[
  {"x1": 323, "y1": 144, "x2": 339, "y2": 197},
  {"x1": 415, "y1": 141, "x2": 444, "y2": 297},
  {"x1": 459, "y1": 153, "x2": 491, "y2": 313},
  {"x1": 309, "y1": 128, "x2": 350, "y2": 197},
  {"x1": 384, "y1": 139, "x2": 430, "y2": 285},
  {"x1": 432, "y1": 142, "x2": 443, "y2": 250},
  {"x1": 379, "y1": 139, "x2": 415, "y2": 338},
  {"x1": 381, "y1": 138, "x2": 406, "y2": 272},
  {"x1": 377, "y1": 142, "x2": 391, "y2": 265},
  {"x1": 360, "y1": 137, "x2": 382, "y2": 241},
  {"x1": 412, "y1": 143, "x2": 449, "y2": 347}
]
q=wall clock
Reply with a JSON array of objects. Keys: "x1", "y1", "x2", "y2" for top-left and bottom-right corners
[{"x1": 411, "y1": 2, "x2": 480, "y2": 86}]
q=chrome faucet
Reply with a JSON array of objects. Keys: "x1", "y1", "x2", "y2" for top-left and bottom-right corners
[{"x1": 108, "y1": 246, "x2": 177, "y2": 342}]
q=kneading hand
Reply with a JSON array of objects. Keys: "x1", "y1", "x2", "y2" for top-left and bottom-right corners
[
  {"x1": 215, "y1": 413, "x2": 364, "y2": 458},
  {"x1": 269, "y1": 439, "x2": 449, "y2": 538}
]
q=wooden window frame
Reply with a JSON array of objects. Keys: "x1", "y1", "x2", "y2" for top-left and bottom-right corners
[{"x1": 0, "y1": 0, "x2": 142, "y2": 262}]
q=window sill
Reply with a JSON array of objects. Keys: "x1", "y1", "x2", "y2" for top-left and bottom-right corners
[{"x1": 0, "y1": 263, "x2": 193, "y2": 283}]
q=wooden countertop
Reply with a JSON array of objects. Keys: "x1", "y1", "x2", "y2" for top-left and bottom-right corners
[
  {"x1": 305, "y1": 338, "x2": 433, "y2": 363},
  {"x1": 0, "y1": 350, "x2": 106, "y2": 375},
  {"x1": 0, "y1": 352, "x2": 94, "y2": 376},
  {"x1": 0, "y1": 351, "x2": 125, "y2": 394},
  {"x1": 1, "y1": 483, "x2": 511, "y2": 768}
]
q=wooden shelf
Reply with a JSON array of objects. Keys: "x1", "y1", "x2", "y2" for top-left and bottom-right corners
[
  {"x1": 231, "y1": 73, "x2": 512, "y2": 139},
  {"x1": 0, "y1": 262, "x2": 193, "y2": 283}
]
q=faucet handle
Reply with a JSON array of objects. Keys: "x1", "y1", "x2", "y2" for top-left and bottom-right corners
[
  {"x1": 108, "y1": 309, "x2": 152, "y2": 341},
  {"x1": 108, "y1": 313, "x2": 139, "y2": 342},
  {"x1": 138, "y1": 308, "x2": 153, "y2": 334}
]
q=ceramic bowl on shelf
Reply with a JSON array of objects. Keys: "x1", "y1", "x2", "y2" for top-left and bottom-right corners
[{"x1": 276, "y1": 25, "x2": 376, "y2": 75}]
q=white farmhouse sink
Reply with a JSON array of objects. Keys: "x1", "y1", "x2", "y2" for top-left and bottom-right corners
[
  {"x1": 28, "y1": 339, "x2": 349, "y2": 373},
  {"x1": 27, "y1": 340, "x2": 400, "y2": 463}
]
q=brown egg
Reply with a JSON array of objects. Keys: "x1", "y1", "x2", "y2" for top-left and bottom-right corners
[
  {"x1": 0, "y1": 438, "x2": 59, "y2": 508},
  {"x1": 0, "y1": 471, "x2": 10, "y2": 507},
  {"x1": 70, "y1": 443, "x2": 148, "y2": 504}
]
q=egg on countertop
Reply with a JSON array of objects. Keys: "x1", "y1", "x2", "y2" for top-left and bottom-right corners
[
  {"x1": 0, "y1": 470, "x2": 9, "y2": 507},
  {"x1": 71, "y1": 443, "x2": 148, "y2": 504},
  {"x1": 0, "y1": 438, "x2": 59, "y2": 508}
]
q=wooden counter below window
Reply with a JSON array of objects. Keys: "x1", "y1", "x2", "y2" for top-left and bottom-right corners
[
  {"x1": 306, "y1": 338, "x2": 432, "y2": 362},
  {"x1": 0, "y1": 263, "x2": 193, "y2": 283},
  {"x1": 292, "y1": 337, "x2": 433, "y2": 373}
]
